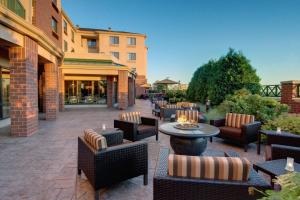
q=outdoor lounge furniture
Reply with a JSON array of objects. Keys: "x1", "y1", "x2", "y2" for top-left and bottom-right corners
[
  {"x1": 176, "y1": 101, "x2": 200, "y2": 111},
  {"x1": 160, "y1": 104, "x2": 183, "y2": 120},
  {"x1": 170, "y1": 109, "x2": 206, "y2": 123},
  {"x1": 153, "y1": 148, "x2": 271, "y2": 200},
  {"x1": 210, "y1": 113, "x2": 261, "y2": 152},
  {"x1": 263, "y1": 130, "x2": 300, "y2": 163},
  {"x1": 114, "y1": 112, "x2": 158, "y2": 141},
  {"x1": 78, "y1": 129, "x2": 148, "y2": 200}
]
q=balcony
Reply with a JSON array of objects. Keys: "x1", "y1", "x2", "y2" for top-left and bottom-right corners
[{"x1": 0, "y1": 0, "x2": 25, "y2": 19}]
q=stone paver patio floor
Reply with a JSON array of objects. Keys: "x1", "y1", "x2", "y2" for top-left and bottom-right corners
[{"x1": 0, "y1": 100, "x2": 266, "y2": 200}]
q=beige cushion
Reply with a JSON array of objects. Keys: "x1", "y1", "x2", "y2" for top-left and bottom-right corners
[
  {"x1": 120, "y1": 112, "x2": 142, "y2": 124},
  {"x1": 165, "y1": 104, "x2": 181, "y2": 109},
  {"x1": 176, "y1": 110, "x2": 199, "y2": 123},
  {"x1": 225, "y1": 113, "x2": 255, "y2": 128},
  {"x1": 168, "y1": 154, "x2": 251, "y2": 181},
  {"x1": 176, "y1": 102, "x2": 197, "y2": 108},
  {"x1": 84, "y1": 129, "x2": 107, "y2": 151},
  {"x1": 156, "y1": 100, "x2": 167, "y2": 108},
  {"x1": 219, "y1": 126, "x2": 242, "y2": 137}
]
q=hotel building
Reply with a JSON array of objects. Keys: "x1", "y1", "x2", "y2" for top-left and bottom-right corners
[{"x1": 0, "y1": 0, "x2": 147, "y2": 136}]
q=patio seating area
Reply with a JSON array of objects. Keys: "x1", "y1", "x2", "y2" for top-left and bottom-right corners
[{"x1": 0, "y1": 99, "x2": 279, "y2": 200}]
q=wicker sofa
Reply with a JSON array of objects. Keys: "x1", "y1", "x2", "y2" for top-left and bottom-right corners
[
  {"x1": 114, "y1": 112, "x2": 158, "y2": 141},
  {"x1": 78, "y1": 130, "x2": 148, "y2": 200},
  {"x1": 153, "y1": 148, "x2": 271, "y2": 200},
  {"x1": 265, "y1": 131, "x2": 300, "y2": 163},
  {"x1": 210, "y1": 113, "x2": 261, "y2": 152}
]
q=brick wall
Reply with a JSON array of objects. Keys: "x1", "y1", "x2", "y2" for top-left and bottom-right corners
[
  {"x1": 118, "y1": 71, "x2": 128, "y2": 109},
  {"x1": 32, "y1": 0, "x2": 62, "y2": 48},
  {"x1": 135, "y1": 75, "x2": 147, "y2": 97},
  {"x1": 9, "y1": 36, "x2": 39, "y2": 136},
  {"x1": 128, "y1": 77, "x2": 135, "y2": 106},
  {"x1": 281, "y1": 81, "x2": 300, "y2": 113},
  {"x1": 44, "y1": 63, "x2": 58, "y2": 120},
  {"x1": 107, "y1": 76, "x2": 114, "y2": 108}
]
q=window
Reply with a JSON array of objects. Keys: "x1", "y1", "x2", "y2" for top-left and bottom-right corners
[
  {"x1": 128, "y1": 53, "x2": 136, "y2": 61},
  {"x1": 63, "y1": 20, "x2": 68, "y2": 34},
  {"x1": 128, "y1": 37, "x2": 136, "y2": 46},
  {"x1": 52, "y1": 0, "x2": 57, "y2": 6},
  {"x1": 64, "y1": 40, "x2": 68, "y2": 52},
  {"x1": 111, "y1": 52, "x2": 119, "y2": 59},
  {"x1": 87, "y1": 39, "x2": 97, "y2": 48},
  {"x1": 110, "y1": 36, "x2": 119, "y2": 45},
  {"x1": 51, "y1": 17, "x2": 58, "y2": 33},
  {"x1": 71, "y1": 31, "x2": 75, "y2": 42},
  {"x1": 297, "y1": 85, "x2": 300, "y2": 97}
]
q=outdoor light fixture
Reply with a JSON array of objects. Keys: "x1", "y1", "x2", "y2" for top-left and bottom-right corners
[
  {"x1": 285, "y1": 157, "x2": 295, "y2": 172},
  {"x1": 276, "y1": 127, "x2": 281, "y2": 133},
  {"x1": 102, "y1": 124, "x2": 106, "y2": 131}
]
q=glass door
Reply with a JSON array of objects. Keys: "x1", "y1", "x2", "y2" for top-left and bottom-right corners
[{"x1": 0, "y1": 68, "x2": 10, "y2": 119}]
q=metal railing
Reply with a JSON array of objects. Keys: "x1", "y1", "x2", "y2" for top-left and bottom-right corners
[
  {"x1": 0, "y1": 0, "x2": 25, "y2": 19},
  {"x1": 261, "y1": 85, "x2": 281, "y2": 97}
]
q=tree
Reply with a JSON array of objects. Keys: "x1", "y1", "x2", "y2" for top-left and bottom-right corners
[{"x1": 187, "y1": 48, "x2": 261, "y2": 105}]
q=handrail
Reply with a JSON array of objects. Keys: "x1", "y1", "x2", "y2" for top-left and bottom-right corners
[
  {"x1": 0, "y1": 0, "x2": 25, "y2": 19},
  {"x1": 261, "y1": 85, "x2": 281, "y2": 97}
]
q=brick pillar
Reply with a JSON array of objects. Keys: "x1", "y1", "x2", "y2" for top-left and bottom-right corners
[
  {"x1": 118, "y1": 70, "x2": 128, "y2": 110},
  {"x1": 107, "y1": 76, "x2": 113, "y2": 108},
  {"x1": 44, "y1": 63, "x2": 58, "y2": 120},
  {"x1": 128, "y1": 77, "x2": 134, "y2": 106},
  {"x1": 58, "y1": 68, "x2": 64, "y2": 111},
  {"x1": 9, "y1": 36, "x2": 38, "y2": 136},
  {"x1": 281, "y1": 80, "x2": 300, "y2": 113}
]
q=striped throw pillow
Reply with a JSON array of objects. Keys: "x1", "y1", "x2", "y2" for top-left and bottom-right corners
[
  {"x1": 84, "y1": 129, "x2": 107, "y2": 151},
  {"x1": 176, "y1": 110, "x2": 199, "y2": 123},
  {"x1": 120, "y1": 112, "x2": 142, "y2": 124},
  {"x1": 168, "y1": 154, "x2": 251, "y2": 181},
  {"x1": 225, "y1": 113, "x2": 255, "y2": 128},
  {"x1": 166, "y1": 104, "x2": 181, "y2": 109},
  {"x1": 156, "y1": 100, "x2": 167, "y2": 108}
]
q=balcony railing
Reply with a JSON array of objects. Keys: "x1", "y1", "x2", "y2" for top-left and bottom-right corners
[
  {"x1": 261, "y1": 85, "x2": 281, "y2": 97},
  {"x1": 0, "y1": 0, "x2": 25, "y2": 19}
]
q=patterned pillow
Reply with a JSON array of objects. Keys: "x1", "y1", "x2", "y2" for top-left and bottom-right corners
[
  {"x1": 176, "y1": 110, "x2": 199, "y2": 123},
  {"x1": 120, "y1": 112, "x2": 142, "y2": 124},
  {"x1": 166, "y1": 104, "x2": 181, "y2": 109},
  {"x1": 168, "y1": 154, "x2": 251, "y2": 181},
  {"x1": 225, "y1": 113, "x2": 255, "y2": 128},
  {"x1": 84, "y1": 129, "x2": 107, "y2": 151}
]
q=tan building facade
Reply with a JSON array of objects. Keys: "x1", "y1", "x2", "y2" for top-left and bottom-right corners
[{"x1": 0, "y1": 0, "x2": 144, "y2": 136}]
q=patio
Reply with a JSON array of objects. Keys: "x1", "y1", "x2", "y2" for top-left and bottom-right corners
[{"x1": 0, "y1": 99, "x2": 265, "y2": 200}]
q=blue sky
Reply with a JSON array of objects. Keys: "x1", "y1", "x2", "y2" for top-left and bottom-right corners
[{"x1": 62, "y1": 0, "x2": 300, "y2": 85}]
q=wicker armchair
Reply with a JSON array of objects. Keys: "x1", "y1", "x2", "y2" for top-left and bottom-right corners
[
  {"x1": 78, "y1": 131, "x2": 148, "y2": 200},
  {"x1": 114, "y1": 116, "x2": 158, "y2": 141},
  {"x1": 153, "y1": 148, "x2": 271, "y2": 200},
  {"x1": 265, "y1": 132, "x2": 300, "y2": 163},
  {"x1": 210, "y1": 113, "x2": 261, "y2": 152}
]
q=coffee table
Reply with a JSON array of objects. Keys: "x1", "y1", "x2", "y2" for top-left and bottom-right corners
[
  {"x1": 253, "y1": 159, "x2": 300, "y2": 185},
  {"x1": 159, "y1": 122, "x2": 219, "y2": 155}
]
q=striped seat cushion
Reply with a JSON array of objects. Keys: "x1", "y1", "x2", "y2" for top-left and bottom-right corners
[
  {"x1": 84, "y1": 129, "x2": 107, "y2": 151},
  {"x1": 168, "y1": 154, "x2": 251, "y2": 181},
  {"x1": 225, "y1": 113, "x2": 255, "y2": 128},
  {"x1": 176, "y1": 110, "x2": 199, "y2": 123},
  {"x1": 177, "y1": 102, "x2": 197, "y2": 108},
  {"x1": 120, "y1": 112, "x2": 142, "y2": 124},
  {"x1": 166, "y1": 104, "x2": 181, "y2": 109}
]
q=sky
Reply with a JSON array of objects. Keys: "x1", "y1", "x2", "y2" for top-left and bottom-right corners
[{"x1": 62, "y1": 0, "x2": 300, "y2": 85}]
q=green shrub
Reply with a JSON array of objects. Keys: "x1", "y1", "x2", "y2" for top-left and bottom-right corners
[
  {"x1": 262, "y1": 115, "x2": 300, "y2": 135},
  {"x1": 187, "y1": 48, "x2": 261, "y2": 105},
  {"x1": 165, "y1": 90, "x2": 186, "y2": 102},
  {"x1": 217, "y1": 89, "x2": 288, "y2": 123}
]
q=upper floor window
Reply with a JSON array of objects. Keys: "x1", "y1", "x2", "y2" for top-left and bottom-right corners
[
  {"x1": 128, "y1": 53, "x2": 136, "y2": 61},
  {"x1": 63, "y1": 20, "x2": 68, "y2": 35},
  {"x1": 52, "y1": 0, "x2": 57, "y2": 5},
  {"x1": 297, "y1": 85, "x2": 300, "y2": 97},
  {"x1": 87, "y1": 39, "x2": 97, "y2": 48},
  {"x1": 128, "y1": 37, "x2": 136, "y2": 46},
  {"x1": 64, "y1": 40, "x2": 68, "y2": 52},
  {"x1": 111, "y1": 52, "x2": 120, "y2": 59},
  {"x1": 110, "y1": 36, "x2": 119, "y2": 45},
  {"x1": 71, "y1": 31, "x2": 75, "y2": 42},
  {"x1": 51, "y1": 17, "x2": 58, "y2": 33}
]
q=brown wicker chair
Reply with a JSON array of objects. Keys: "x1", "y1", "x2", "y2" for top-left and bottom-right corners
[
  {"x1": 210, "y1": 113, "x2": 261, "y2": 152},
  {"x1": 78, "y1": 131, "x2": 148, "y2": 200},
  {"x1": 153, "y1": 148, "x2": 271, "y2": 200},
  {"x1": 265, "y1": 131, "x2": 300, "y2": 163}
]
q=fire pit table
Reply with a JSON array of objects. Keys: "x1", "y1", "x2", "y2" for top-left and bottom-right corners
[{"x1": 159, "y1": 122, "x2": 219, "y2": 155}]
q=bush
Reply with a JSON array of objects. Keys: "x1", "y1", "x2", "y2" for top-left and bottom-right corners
[
  {"x1": 262, "y1": 115, "x2": 300, "y2": 135},
  {"x1": 187, "y1": 48, "x2": 261, "y2": 105},
  {"x1": 165, "y1": 90, "x2": 186, "y2": 102},
  {"x1": 217, "y1": 89, "x2": 289, "y2": 123}
]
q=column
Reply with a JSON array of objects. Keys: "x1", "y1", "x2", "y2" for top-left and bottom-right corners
[
  {"x1": 44, "y1": 62, "x2": 58, "y2": 120},
  {"x1": 58, "y1": 66, "x2": 64, "y2": 111},
  {"x1": 118, "y1": 70, "x2": 128, "y2": 110},
  {"x1": 9, "y1": 36, "x2": 38, "y2": 136},
  {"x1": 128, "y1": 77, "x2": 135, "y2": 106},
  {"x1": 281, "y1": 81, "x2": 300, "y2": 113},
  {"x1": 107, "y1": 76, "x2": 113, "y2": 108}
]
